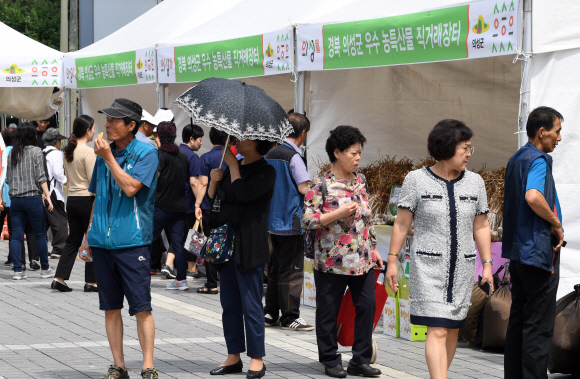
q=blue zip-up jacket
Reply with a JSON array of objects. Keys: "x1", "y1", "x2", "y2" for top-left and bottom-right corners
[
  {"x1": 266, "y1": 142, "x2": 305, "y2": 232},
  {"x1": 88, "y1": 138, "x2": 158, "y2": 250},
  {"x1": 502, "y1": 142, "x2": 557, "y2": 272}
]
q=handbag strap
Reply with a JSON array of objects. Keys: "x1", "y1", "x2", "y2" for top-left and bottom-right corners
[{"x1": 193, "y1": 219, "x2": 204, "y2": 235}]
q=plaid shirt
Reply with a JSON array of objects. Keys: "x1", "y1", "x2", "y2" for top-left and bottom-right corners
[{"x1": 6, "y1": 146, "x2": 47, "y2": 198}]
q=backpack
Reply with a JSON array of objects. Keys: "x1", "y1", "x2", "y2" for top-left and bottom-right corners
[
  {"x1": 303, "y1": 173, "x2": 368, "y2": 259},
  {"x1": 42, "y1": 149, "x2": 59, "y2": 193}
]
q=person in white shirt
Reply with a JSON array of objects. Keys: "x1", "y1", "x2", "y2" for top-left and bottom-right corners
[{"x1": 42, "y1": 128, "x2": 68, "y2": 259}]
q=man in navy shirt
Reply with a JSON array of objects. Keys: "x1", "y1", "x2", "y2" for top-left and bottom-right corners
[
  {"x1": 178, "y1": 124, "x2": 204, "y2": 277},
  {"x1": 195, "y1": 127, "x2": 229, "y2": 294},
  {"x1": 503, "y1": 106, "x2": 564, "y2": 379}
]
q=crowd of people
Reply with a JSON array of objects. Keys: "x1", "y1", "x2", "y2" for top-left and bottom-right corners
[{"x1": 0, "y1": 100, "x2": 565, "y2": 379}]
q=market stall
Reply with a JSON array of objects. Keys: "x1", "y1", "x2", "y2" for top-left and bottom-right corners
[{"x1": 0, "y1": 21, "x2": 63, "y2": 120}]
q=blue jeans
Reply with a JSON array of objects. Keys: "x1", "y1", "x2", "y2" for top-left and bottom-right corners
[
  {"x1": 220, "y1": 259, "x2": 265, "y2": 358},
  {"x1": 152, "y1": 207, "x2": 186, "y2": 281},
  {"x1": 10, "y1": 196, "x2": 50, "y2": 272}
]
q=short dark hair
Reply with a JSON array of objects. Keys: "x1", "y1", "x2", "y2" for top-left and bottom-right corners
[
  {"x1": 427, "y1": 119, "x2": 473, "y2": 161},
  {"x1": 287, "y1": 113, "x2": 310, "y2": 138},
  {"x1": 209, "y1": 127, "x2": 229, "y2": 146},
  {"x1": 123, "y1": 117, "x2": 140, "y2": 135},
  {"x1": 182, "y1": 124, "x2": 204, "y2": 143},
  {"x1": 526, "y1": 106, "x2": 563, "y2": 139},
  {"x1": 2, "y1": 128, "x2": 16, "y2": 146},
  {"x1": 325, "y1": 125, "x2": 367, "y2": 163},
  {"x1": 256, "y1": 140, "x2": 276, "y2": 156}
]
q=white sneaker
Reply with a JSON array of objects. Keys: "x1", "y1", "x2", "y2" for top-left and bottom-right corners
[
  {"x1": 40, "y1": 267, "x2": 56, "y2": 278},
  {"x1": 166, "y1": 279, "x2": 189, "y2": 291},
  {"x1": 13, "y1": 271, "x2": 27, "y2": 280}
]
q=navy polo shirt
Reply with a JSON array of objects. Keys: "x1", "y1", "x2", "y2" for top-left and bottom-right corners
[
  {"x1": 178, "y1": 143, "x2": 201, "y2": 214},
  {"x1": 199, "y1": 146, "x2": 229, "y2": 211}
]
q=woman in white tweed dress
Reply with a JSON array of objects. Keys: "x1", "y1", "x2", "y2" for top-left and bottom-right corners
[{"x1": 386, "y1": 120, "x2": 494, "y2": 379}]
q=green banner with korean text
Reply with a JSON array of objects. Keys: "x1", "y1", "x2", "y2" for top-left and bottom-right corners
[
  {"x1": 157, "y1": 28, "x2": 294, "y2": 84},
  {"x1": 297, "y1": 0, "x2": 519, "y2": 71},
  {"x1": 64, "y1": 48, "x2": 157, "y2": 89}
]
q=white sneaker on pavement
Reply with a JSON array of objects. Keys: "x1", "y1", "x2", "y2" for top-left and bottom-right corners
[
  {"x1": 281, "y1": 317, "x2": 314, "y2": 331},
  {"x1": 13, "y1": 271, "x2": 27, "y2": 280},
  {"x1": 166, "y1": 279, "x2": 189, "y2": 291},
  {"x1": 40, "y1": 267, "x2": 55, "y2": 278}
]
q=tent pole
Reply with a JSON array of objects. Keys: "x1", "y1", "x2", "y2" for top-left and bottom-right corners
[
  {"x1": 518, "y1": 0, "x2": 533, "y2": 149},
  {"x1": 64, "y1": 89, "x2": 71, "y2": 136},
  {"x1": 157, "y1": 83, "x2": 167, "y2": 110},
  {"x1": 294, "y1": 72, "x2": 305, "y2": 114}
]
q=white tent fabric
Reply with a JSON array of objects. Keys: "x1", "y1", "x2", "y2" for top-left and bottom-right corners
[
  {"x1": 0, "y1": 21, "x2": 63, "y2": 119},
  {"x1": 530, "y1": 48, "x2": 580, "y2": 298},
  {"x1": 298, "y1": 0, "x2": 476, "y2": 25},
  {"x1": 0, "y1": 21, "x2": 63, "y2": 87},
  {"x1": 65, "y1": 0, "x2": 243, "y2": 60},
  {"x1": 157, "y1": 0, "x2": 359, "y2": 50},
  {"x1": 532, "y1": 0, "x2": 580, "y2": 54},
  {"x1": 306, "y1": 55, "x2": 521, "y2": 172}
]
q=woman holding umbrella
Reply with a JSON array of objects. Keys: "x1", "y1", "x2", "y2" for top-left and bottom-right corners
[
  {"x1": 207, "y1": 139, "x2": 275, "y2": 378},
  {"x1": 174, "y1": 77, "x2": 292, "y2": 378}
]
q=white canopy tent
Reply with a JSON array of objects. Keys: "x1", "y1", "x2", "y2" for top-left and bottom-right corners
[
  {"x1": 294, "y1": 0, "x2": 579, "y2": 298},
  {"x1": 64, "y1": 0, "x2": 245, "y2": 144},
  {"x1": 0, "y1": 21, "x2": 63, "y2": 120},
  {"x1": 528, "y1": 0, "x2": 580, "y2": 297}
]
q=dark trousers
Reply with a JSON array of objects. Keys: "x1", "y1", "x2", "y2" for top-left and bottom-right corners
[
  {"x1": 44, "y1": 191, "x2": 68, "y2": 255},
  {"x1": 314, "y1": 269, "x2": 376, "y2": 367},
  {"x1": 220, "y1": 259, "x2": 265, "y2": 358},
  {"x1": 150, "y1": 229, "x2": 168, "y2": 271},
  {"x1": 152, "y1": 207, "x2": 186, "y2": 281},
  {"x1": 2, "y1": 207, "x2": 39, "y2": 263},
  {"x1": 184, "y1": 212, "x2": 197, "y2": 263},
  {"x1": 202, "y1": 209, "x2": 218, "y2": 288},
  {"x1": 264, "y1": 234, "x2": 305, "y2": 324},
  {"x1": 55, "y1": 196, "x2": 96, "y2": 282},
  {"x1": 10, "y1": 196, "x2": 50, "y2": 271},
  {"x1": 504, "y1": 252, "x2": 560, "y2": 379}
]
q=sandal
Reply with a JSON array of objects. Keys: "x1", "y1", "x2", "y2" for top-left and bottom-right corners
[{"x1": 197, "y1": 287, "x2": 218, "y2": 294}]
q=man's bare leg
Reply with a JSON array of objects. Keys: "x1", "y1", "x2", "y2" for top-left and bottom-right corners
[
  {"x1": 105, "y1": 310, "x2": 126, "y2": 369},
  {"x1": 135, "y1": 310, "x2": 155, "y2": 370}
]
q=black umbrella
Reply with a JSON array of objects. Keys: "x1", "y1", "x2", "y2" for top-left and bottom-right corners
[{"x1": 174, "y1": 77, "x2": 293, "y2": 144}]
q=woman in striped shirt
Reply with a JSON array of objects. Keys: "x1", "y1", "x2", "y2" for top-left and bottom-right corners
[{"x1": 6, "y1": 125, "x2": 55, "y2": 280}]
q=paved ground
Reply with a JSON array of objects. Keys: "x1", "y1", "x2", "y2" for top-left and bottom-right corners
[{"x1": 0, "y1": 241, "x2": 572, "y2": 379}]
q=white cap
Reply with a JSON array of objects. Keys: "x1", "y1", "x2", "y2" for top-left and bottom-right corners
[
  {"x1": 141, "y1": 110, "x2": 158, "y2": 126},
  {"x1": 155, "y1": 109, "x2": 174, "y2": 123},
  {"x1": 152, "y1": 109, "x2": 174, "y2": 132}
]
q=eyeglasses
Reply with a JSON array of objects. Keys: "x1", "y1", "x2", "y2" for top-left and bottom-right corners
[{"x1": 458, "y1": 146, "x2": 474, "y2": 155}]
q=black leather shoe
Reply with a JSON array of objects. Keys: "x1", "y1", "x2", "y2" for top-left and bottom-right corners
[
  {"x1": 346, "y1": 360, "x2": 381, "y2": 377},
  {"x1": 51, "y1": 280, "x2": 72, "y2": 292},
  {"x1": 210, "y1": 360, "x2": 243, "y2": 375},
  {"x1": 246, "y1": 363, "x2": 266, "y2": 379},
  {"x1": 325, "y1": 364, "x2": 347, "y2": 378},
  {"x1": 84, "y1": 284, "x2": 98, "y2": 293}
]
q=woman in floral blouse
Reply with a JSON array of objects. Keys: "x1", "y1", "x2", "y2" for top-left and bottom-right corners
[{"x1": 302, "y1": 125, "x2": 383, "y2": 379}]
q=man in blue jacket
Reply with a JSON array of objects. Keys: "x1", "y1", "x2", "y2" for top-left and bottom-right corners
[
  {"x1": 264, "y1": 113, "x2": 314, "y2": 331},
  {"x1": 502, "y1": 106, "x2": 564, "y2": 379},
  {"x1": 79, "y1": 98, "x2": 159, "y2": 379}
]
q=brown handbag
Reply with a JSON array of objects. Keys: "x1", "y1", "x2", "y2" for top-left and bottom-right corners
[
  {"x1": 548, "y1": 284, "x2": 580, "y2": 376},
  {"x1": 481, "y1": 263, "x2": 512, "y2": 350}
]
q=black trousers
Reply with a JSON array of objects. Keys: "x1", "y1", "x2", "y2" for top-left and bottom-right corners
[
  {"x1": 264, "y1": 234, "x2": 305, "y2": 324},
  {"x1": 314, "y1": 269, "x2": 375, "y2": 367},
  {"x1": 183, "y1": 212, "x2": 197, "y2": 263},
  {"x1": 202, "y1": 209, "x2": 218, "y2": 288},
  {"x1": 2, "y1": 207, "x2": 39, "y2": 263},
  {"x1": 504, "y1": 252, "x2": 560, "y2": 379},
  {"x1": 152, "y1": 207, "x2": 187, "y2": 281},
  {"x1": 44, "y1": 191, "x2": 68, "y2": 255},
  {"x1": 54, "y1": 196, "x2": 96, "y2": 282}
]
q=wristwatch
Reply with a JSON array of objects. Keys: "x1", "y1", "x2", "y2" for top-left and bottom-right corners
[{"x1": 482, "y1": 259, "x2": 493, "y2": 265}]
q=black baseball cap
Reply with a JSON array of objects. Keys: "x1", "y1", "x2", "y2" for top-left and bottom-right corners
[{"x1": 98, "y1": 98, "x2": 143, "y2": 121}]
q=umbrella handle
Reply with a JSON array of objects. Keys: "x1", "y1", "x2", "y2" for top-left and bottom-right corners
[{"x1": 219, "y1": 135, "x2": 231, "y2": 169}]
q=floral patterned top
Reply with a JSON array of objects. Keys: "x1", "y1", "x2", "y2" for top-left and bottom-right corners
[{"x1": 302, "y1": 170, "x2": 377, "y2": 275}]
